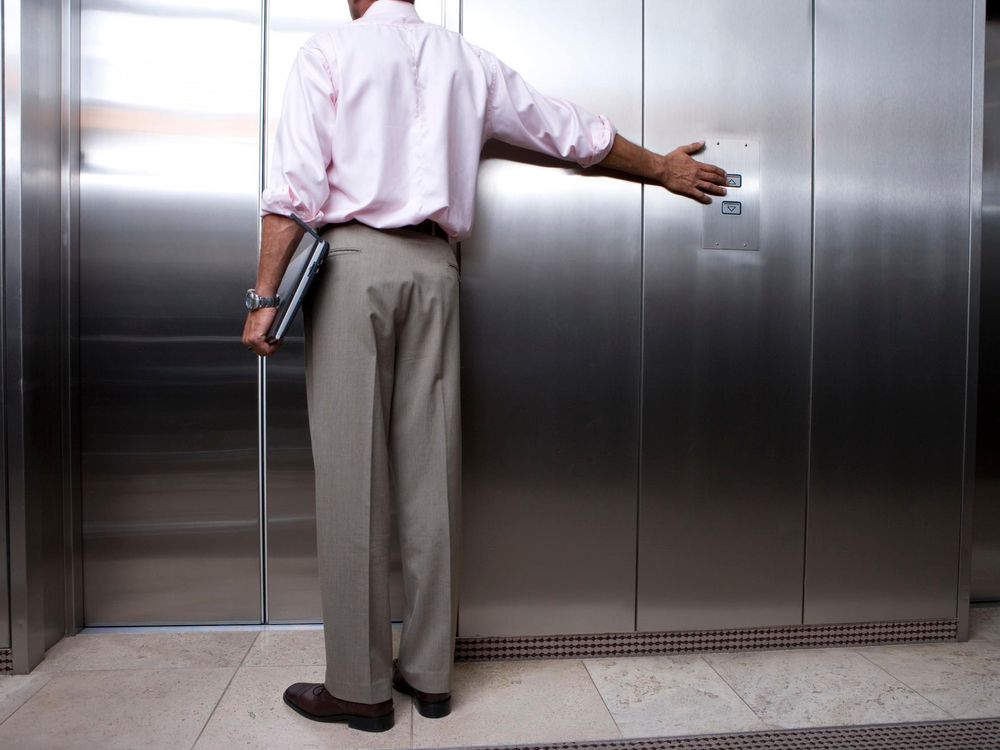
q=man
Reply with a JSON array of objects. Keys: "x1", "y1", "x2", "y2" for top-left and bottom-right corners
[{"x1": 242, "y1": 0, "x2": 727, "y2": 734}]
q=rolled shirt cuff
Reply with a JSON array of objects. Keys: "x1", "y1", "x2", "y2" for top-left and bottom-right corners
[
  {"x1": 577, "y1": 114, "x2": 617, "y2": 169},
  {"x1": 259, "y1": 184, "x2": 326, "y2": 227}
]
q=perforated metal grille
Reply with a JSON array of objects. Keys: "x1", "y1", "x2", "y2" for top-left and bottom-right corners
[
  {"x1": 431, "y1": 718, "x2": 1000, "y2": 750},
  {"x1": 455, "y1": 619, "x2": 958, "y2": 661},
  {"x1": 0, "y1": 648, "x2": 12, "y2": 674}
]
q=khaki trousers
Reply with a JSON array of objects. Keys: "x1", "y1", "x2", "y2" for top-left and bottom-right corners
[{"x1": 302, "y1": 222, "x2": 462, "y2": 704}]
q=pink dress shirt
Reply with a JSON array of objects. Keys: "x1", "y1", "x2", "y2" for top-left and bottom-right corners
[{"x1": 260, "y1": 0, "x2": 616, "y2": 240}]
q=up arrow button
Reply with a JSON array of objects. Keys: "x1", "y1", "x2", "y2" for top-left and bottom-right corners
[{"x1": 726, "y1": 174, "x2": 742, "y2": 188}]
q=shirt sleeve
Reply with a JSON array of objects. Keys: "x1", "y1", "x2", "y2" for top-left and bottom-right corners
[
  {"x1": 477, "y1": 48, "x2": 617, "y2": 168},
  {"x1": 260, "y1": 43, "x2": 337, "y2": 226}
]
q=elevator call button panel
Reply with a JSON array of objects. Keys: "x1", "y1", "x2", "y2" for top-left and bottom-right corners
[{"x1": 701, "y1": 139, "x2": 759, "y2": 251}]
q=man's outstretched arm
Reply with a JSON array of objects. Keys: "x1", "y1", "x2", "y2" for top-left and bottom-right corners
[
  {"x1": 599, "y1": 134, "x2": 729, "y2": 204},
  {"x1": 475, "y1": 48, "x2": 728, "y2": 204}
]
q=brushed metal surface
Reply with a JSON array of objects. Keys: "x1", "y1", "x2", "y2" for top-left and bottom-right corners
[
  {"x1": 79, "y1": 0, "x2": 262, "y2": 624},
  {"x1": 62, "y1": 0, "x2": 86, "y2": 640},
  {"x1": 701, "y1": 139, "x2": 760, "y2": 250},
  {"x1": 973, "y1": 11, "x2": 1000, "y2": 602},
  {"x1": 1, "y1": 0, "x2": 9, "y2": 653},
  {"x1": 639, "y1": 0, "x2": 813, "y2": 631},
  {"x1": 807, "y1": 0, "x2": 974, "y2": 622},
  {"x1": 263, "y1": 0, "x2": 446, "y2": 623},
  {"x1": 458, "y1": 0, "x2": 642, "y2": 636},
  {"x1": 3, "y1": 0, "x2": 69, "y2": 666},
  {"x1": 442, "y1": 0, "x2": 461, "y2": 32},
  {"x1": 959, "y1": 0, "x2": 984, "y2": 639}
]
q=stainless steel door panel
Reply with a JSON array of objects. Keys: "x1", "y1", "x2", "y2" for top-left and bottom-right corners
[
  {"x1": 4, "y1": 0, "x2": 68, "y2": 659},
  {"x1": 973, "y1": 12, "x2": 1000, "y2": 602},
  {"x1": 458, "y1": 0, "x2": 643, "y2": 636},
  {"x1": 639, "y1": 0, "x2": 813, "y2": 631},
  {"x1": 80, "y1": 1, "x2": 262, "y2": 623},
  {"x1": 264, "y1": 1, "x2": 446, "y2": 622},
  {"x1": 807, "y1": 0, "x2": 974, "y2": 622}
]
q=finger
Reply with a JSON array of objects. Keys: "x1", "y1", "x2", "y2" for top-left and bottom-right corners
[
  {"x1": 246, "y1": 336, "x2": 266, "y2": 356},
  {"x1": 693, "y1": 160, "x2": 726, "y2": 178},
  {"x1": 698, "y1": 180, "x2": 727, "y2": 197},
  {"x1": 681, "y1": 140, "x2": 705, "y2": 155},
  {"x1": 260, "y1": 337, "x2": 283, "y2": 357},
  {"x1": 688, "y1": 187, "x2": 710, "y2": 204},
  {"x1": 696, "y1": 162, "x2": 727, "y2": 180},
  {"x1": 698, "y1": 169, "x2": 728, "y2": 185}
]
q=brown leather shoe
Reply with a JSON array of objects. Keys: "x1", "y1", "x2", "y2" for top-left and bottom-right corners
[
  {"x1": 391, "y1": 658, "x2": 451, "y2": 718},
  {"x1": 282, "y1": 682, "x2": 394, "y2": 733}
]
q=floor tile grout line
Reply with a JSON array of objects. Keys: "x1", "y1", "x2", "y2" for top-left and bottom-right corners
[
  {"x1": 31, "y1": 663, "x2": 279, "y2": 673},
  {"x1": 188, "y1": 630, "x2": 262, "y2": 750},
  {"x1": 0, "y1": 674, "x2": 56, "y2": 730},
  {"x1": 698, "y1": 654, "x2": 775, "y2": 732},
  {"x1": 852, "y1": 647, "x2": 958, "y2": 720},
  {"x1": 77, "y1": 625, "x2": 325, "y2": 635},
  {"x1": 579, "y1": 658, "x2": 625, "y2": 740}
]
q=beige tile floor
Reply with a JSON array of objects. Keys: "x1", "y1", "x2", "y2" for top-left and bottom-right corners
[{"x1": 0, "y1": 606, "x2": 998, "y2": 749}]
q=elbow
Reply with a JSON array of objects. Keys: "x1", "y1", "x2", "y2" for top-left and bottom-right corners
[{"x1": 260, "y1": 183, "x2": 327, "y2": 226}]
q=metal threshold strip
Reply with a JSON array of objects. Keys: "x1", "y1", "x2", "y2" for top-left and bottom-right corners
[
  {"x1": 455, "y1": 619, "x2": 958, "y2": 661},
  {"x1": 427, "y1": 718, "x2": 1000, "y2": 750}
]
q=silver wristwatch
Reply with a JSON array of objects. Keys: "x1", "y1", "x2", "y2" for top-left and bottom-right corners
[{"x1": 245, "y1": 288, "x2": 280, "y2": 311}]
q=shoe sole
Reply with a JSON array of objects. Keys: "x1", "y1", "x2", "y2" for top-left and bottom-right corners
[
  {"x1": 391, "y1": 676, "x2": 451, "y2": 718},
  {"x1": 282, "y1": 692, "x2": 394, "y2": 732}
]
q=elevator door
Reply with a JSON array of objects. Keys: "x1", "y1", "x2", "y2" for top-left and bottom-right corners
[
  {"x1": 457, "y1": 0, "x2": 643, "y2": 636},
  {"x1": 806, "y1": 0, "x2": 974, "y2": 622},
  {"x1": 80, "y1": 0, "x2": 263, "y2": 623},
  {"x1": 638, "y1": 0, "x2": 814, "y2": 631},
  {"x1": 79, "y1": 0, "x2": 455, "y2": 626}
]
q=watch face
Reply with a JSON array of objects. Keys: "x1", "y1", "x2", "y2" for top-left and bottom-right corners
[{"x1": 245, "y1": 290, "x2": 258, "y2": 310}]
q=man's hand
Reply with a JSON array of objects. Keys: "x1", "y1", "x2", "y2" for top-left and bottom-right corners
[
  {"x1": 657, "y1": 141, "x2": 728, "y2": 205},
  {"x1": 598, "y1": 134, "x2": 728, "y2": 205},
  {"x1": 243, "y1": 307, "x2": 283, "y2": 358},
  {"x1": 243, "y1": 213, "x2": 307, "y2": 358}
]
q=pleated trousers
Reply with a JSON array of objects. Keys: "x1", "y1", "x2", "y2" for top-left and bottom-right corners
[{"x1": 302, "y1": 222, "x2": 462, "y2": 704}]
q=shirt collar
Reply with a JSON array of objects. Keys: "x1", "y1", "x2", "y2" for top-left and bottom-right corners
[{"x1": 361, "y1": 0, "x2": 422, "y2": 23}]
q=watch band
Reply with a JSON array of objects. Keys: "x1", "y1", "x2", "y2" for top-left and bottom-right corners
[{"x1": 246, "y1": 288, "x2": 280, "y2": 310}]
